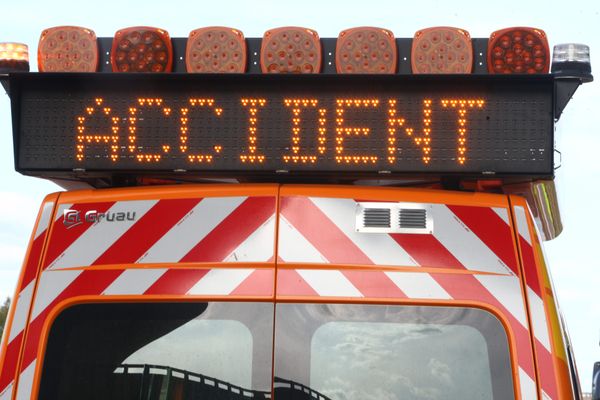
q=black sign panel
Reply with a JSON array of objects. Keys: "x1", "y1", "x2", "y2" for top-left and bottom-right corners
[{"x1": 12, "y1": 73, "x2": 554, "y2": 179}]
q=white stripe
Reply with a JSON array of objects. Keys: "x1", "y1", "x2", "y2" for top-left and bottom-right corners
[
  {"x1": 296, "y1": 270, "x2": 363, "y2": 297},
  {"x1": 8, "y1": 281, "x2": 35, "y2": 341},
  {"x1": 48, "y1": 200, "x2": 158, "y2": 270},
  {"x1": 15, "y1": 360, "x2": 36, "y2": 400},
  {"x1": 385, "y1": 271, "x2": 451, "y2": 299},
  {"x1": 102, "y1": 269, "x2": 168, "y2": 295},
  {"x1": 31, "y1": 270, "x2": 82, "y2": 320},
  {"x1": 432, "y1": 205, "x2": 515, "y2": 275},
  {"x1": 187, "y1": 269, "x2": 254, "y2": 295},
  {"x1": 515, "y1": 206, "x2": 532, "y2": 245},
  {"x1": 310, "y1": 197, "x2": 418, "y2": 266},
  {"x1": 519, "y1": 367, "x2": 537, "y2": 400},
  {"x1": 0, "y1": 382, "x2": 13, "y2": 400},
  {"x1": 476, "y1": 275, "x2": 528, "y2": 328},
  {"x1": 528, "y1": 287, "x2": 552, "y2": 352},
  {"x1": 34, "y1": 202, "x2": 54, "y2": 240},
  {"x1": 138, "y1": 197, "x2": 246, "y2": 263},
  {"x1": 223, "y1": 214, "x2": 275, "y2": 262},
  {"x1": 278, "y1": 216, "x2": 328, "y2": 263},
  {"x1": 55, "y1": 203, "x2": 72, "y2": 222},
  {"x1": 542, "y1": 390, "x2": 552, "y2": 400},
  {"x1": 492, "y1": 207, "x2": 511, "y2": 227}
]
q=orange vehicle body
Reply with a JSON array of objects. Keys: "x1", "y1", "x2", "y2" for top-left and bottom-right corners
[{"x1": 0, "y1": 183, "x2": 581, "y2": 400}]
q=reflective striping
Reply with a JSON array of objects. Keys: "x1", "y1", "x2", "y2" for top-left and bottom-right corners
[
  {"x1": 519, "y1": 366, "x2": 538, "y2": 400},
  {"x1": 492, "y1": 206, "x2": 511, "y2": 227},
  {"x1": 223, "y1": 215, "x2": 276, "y2": 262},
  {"x1": 340, "y1": 270, "x2": 407, "y2": 298},
  {"x1": 385, "y1": 271, "x2": 451, "y2": 299},
  {"x1": 515, "y1": 206, "x2": 532, "y2": 245},
  {"x1": 0, "y1": 382, "x2": 12, "y2": 400},
  {"x1": 475, "y1": 275, "x2": 528, "y2": 328},
  {"x1": 30, "y1": 269, "x2": 82, "y2": 320},
  {"x1": 432, "y1": 205, "x2": 514, "y2": 275},
  {"x1": 47, "y1": 200, "x2": 158, "y2": 270},
  {"x1": 138, "y1": 197, "x2": 246, "y2": 263},
  {"x1": 528, "y1": 287, "x2": 552, "y2": 352},
  {"x1": 93, "y1": 198, "x2": 201, "y2": 266},
  {"x1": 43, "y1": 201, "x2": 116, "y2": 269},
  {"x1": 103, "y1": 269, "x2": 168, "y2": 295},
  {"x1": 15, "y1": 360, "x2": 36, "y2": 400},
  {"x1": 309, "y1": 197, "x2": 418, "y2": 266},
  {"x1": 34, "y1": 202, "x2": 54, "y2": 240},
  {"x1": 278, "y1": 216, "x2": 328, "y2": 263},
  {"x1": 8, "y1": 281, "x2": 35, "y2": 342},
  {"x1": 280, "y1": 197, "x2": 373, "y2": 265},
  {"x1": 446, "y1": 205, "x2": 518, "y2": 275},
  {"x1": 296, "y1": 270, "x2": 363, "y2": 297},
  {"x1": 54, "y1": 203, "x2": 72, "y2": 222},
  {"x1": 187, "y1": 269, "x2": 254, "y2": 295}
]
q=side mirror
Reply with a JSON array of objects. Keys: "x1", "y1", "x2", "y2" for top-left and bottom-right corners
[{"x1": 593, "y1": 362, "x2": 600, "y2": 400}]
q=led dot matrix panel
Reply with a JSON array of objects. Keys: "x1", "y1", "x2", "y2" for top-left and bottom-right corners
[{"x1": 14, "y1": 73, "x2": 553, "y2": 179}]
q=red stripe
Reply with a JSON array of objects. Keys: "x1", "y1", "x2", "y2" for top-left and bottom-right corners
[
  {"x1": 431, "y1": 273, "x2": 535, "y2": 378},
  {"x1": 21, "y1": 234, "x2": 46, "y2": 289},
  {"x1": 276, "y1": 269, "x2": 319, "y2": 296},
  {"x1": 536, "y1": 340, "x2": 558, "y2": 399},
  {"x1": 279, "y1": 197, "x2": 372, "y2": 264},
  {"x1": 389, "y1": 233, "x2": 467, "y2": 269},
  {"x1": 144, "y1": 269, "x2": 210, "y2": 295},
  {"x1": 230, "y1": 269, "x2": 274, "y2": 296},
  {"x1": 0, "y1": 332, "x2": 22, "y2": 393},
  {"x1": 520, "y1": 237, "x2": 542, "y2": 297},
  {"x1": 180, "y1": 197, "x2": 275, "y2": 262},
  {"x1": 43, "y1": 202, "x2": 115, "y2": 269},
  {"x1": 341, "y1": 270, "x2": 407, "y2": 298},
  {"x1": 93, "y1": 198, "x2": 202, "y2": 265},
  {"x1": 447, "y1": 205, "x2": 518, "y2": 275},
  {"x1": 20, "y1": 269, "x2": 123, "y2": 373}
]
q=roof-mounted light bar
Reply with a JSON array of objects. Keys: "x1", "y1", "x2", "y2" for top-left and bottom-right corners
[
  {"x1": 551, "y1": 43, "x2": 592, "y2": 82},
  {"x1": 0, "y1": 42, "x2": 29, "y2": 73}
]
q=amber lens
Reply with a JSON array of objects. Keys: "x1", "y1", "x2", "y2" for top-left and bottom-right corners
[
  {"x1": 488, "y1": 27, "x2": 549, "y2": 74},
  {"x1": 412, "y1": 27, "x2": 473, "y2": 74},
  {"x1": 38, "y1": 26, "x2": 98, "y2": 72},
  {"x1": 261, "y1": 27, "x2": 321, "y2": 73},
  {"x1": 111, "y1": 27, "x2": 172, "y2": 72},
  {"x1": 336, "y1": 27, "x2": 397, "y2": 74},
  {"x1": 186, "y1": 27, "x2": 246, "y2": 73}
]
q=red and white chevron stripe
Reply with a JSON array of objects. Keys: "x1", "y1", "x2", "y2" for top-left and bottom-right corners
[
  {"x1": 276, "y1": 195, "x2": 543, "y2": 399},
  {"x1": 2, "y1": 189, "x2": 564, "y2": 400},
  {"x1": 3, "y1": 194, "x2": 276, "y2": 400},
  {"x1": 0, "y1": 199, "x2": 56, "y2": 400}
]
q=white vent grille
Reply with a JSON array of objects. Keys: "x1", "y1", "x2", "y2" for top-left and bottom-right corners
[
  {"x1": 363, "y1": 208, "x2": 391, "y2": 228},
  {"x1": 356, "y1": 202, "x2": 433, "y2": 234}
]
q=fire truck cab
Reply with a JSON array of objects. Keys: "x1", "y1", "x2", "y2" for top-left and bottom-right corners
[{"x1": 0, "y1": 26, "x2": 593, "y2": 400}]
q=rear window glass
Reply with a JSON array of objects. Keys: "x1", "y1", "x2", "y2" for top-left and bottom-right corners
[
  {"x1": 274, "y1": 304, "x2": 514, "y2": 400},
  {"x1": 39, "y1": 302, "x2": 273, "y2": 400}
]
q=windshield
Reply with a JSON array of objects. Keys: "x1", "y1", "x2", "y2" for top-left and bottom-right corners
[{"x1": 274, "y1": 304, "x2": 514, "y2": 400}]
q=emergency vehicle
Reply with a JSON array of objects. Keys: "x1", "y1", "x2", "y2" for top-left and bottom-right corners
[{"x1": 0, "y1": 25, "x2": 593, "y2": 400}]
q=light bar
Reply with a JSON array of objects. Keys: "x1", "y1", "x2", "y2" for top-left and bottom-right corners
[
  {"x1": 260, "y1": 27, "x2": 321, "y2": 73},
  {"x1": 488, "y1": 27, "x2": 549, "y2": 74},
  {"x1": 411, "y1": 27, "x2": 472, "y2": 74},
  {"x1": 0, "y1": 42, "x2": 29, "y2": 72},
  {"x1": 551, "y1": 43, "x2": 592, "y2": 80},
  {"x1": 186, "y1": 27, "x2": 246, "y2": 73},
  {"x1": 38, "y1": 26, "x2": 98, "y2": 72},
  {"x1": 111, "y1": 26, "x2": 172, "y2": 72},
  {"x1": 335, "y1": 27, "x2": 396, "y2": 74}
]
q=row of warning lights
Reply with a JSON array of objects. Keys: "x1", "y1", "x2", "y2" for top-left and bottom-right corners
[{"x1": 0, "y1": 25, "x2": 551, "y2": 75}]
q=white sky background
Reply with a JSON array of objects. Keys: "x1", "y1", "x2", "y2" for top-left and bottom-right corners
[{"x1": 0, "y1": 0, "x2": 598, "y2": 392}]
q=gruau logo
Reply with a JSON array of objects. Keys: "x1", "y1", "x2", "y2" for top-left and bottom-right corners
[{"x1": 63, "y1": 209, "x2": 137, "y2": 229}]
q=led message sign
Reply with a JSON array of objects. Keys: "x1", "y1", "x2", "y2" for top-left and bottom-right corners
[{"x1": 13, "y1": 74, "x2": 554, "y2": 178}]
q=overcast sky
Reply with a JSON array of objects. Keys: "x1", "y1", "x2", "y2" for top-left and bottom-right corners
[{"x1": 1, "y1": 0, "x2": 598, "y2": 392}]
